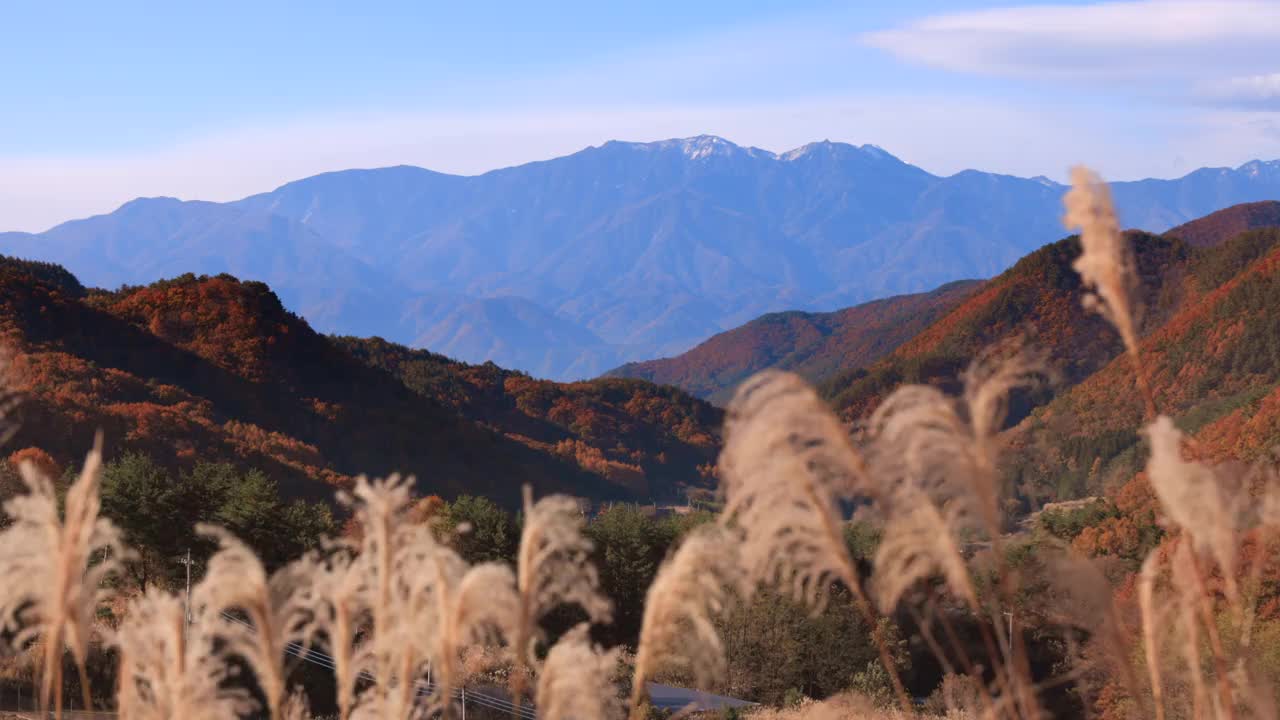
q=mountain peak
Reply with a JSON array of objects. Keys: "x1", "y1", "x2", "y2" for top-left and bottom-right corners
[
  {"x1": 676, "y1": 135, "x2": 740, "y2": 160},
  {"x1": 600, "y1": 135, "x2": 765, "y2": 161},
  {"x1": 858, "y1": 143, "x2": 894, "y2": 160},
  {"x1": 117, "y1": 196, "x2": 184, "y2": 211},
  {"x1": 1237, "y1": 159, "x2": 1280, "y2": 177},
  {"x1": 779, "y1": 140, "x2": 902, "y2": 163}
]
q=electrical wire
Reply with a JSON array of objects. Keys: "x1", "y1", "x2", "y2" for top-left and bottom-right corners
[{"x1": 216, "y1": 612, "x2": 538, "y2": 718}]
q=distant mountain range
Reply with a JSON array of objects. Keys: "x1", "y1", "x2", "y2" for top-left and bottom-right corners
[{"x1": 4, "y1": 136, "x2": 1280, "y2": 380}]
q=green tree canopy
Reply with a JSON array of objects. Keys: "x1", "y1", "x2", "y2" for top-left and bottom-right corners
[{"x1": 101, "y1": 454, "x2": 333, "y2": 588}]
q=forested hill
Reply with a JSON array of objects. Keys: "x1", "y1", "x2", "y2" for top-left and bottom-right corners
[
  {"x1": 816, "y1": 202, "x2": 1280, "y2": 510},
  {"x1": 0, "y1": 259, "x2": 721, "y2": 508},
  {"x1": 607, "y1": 280, "x2": 982, "y2": 405}
]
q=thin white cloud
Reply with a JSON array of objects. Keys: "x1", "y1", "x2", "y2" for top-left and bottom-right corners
[
  {"x1": 1203, "y1": 72, "x2": 1280, "y2": 107},
  {"x1": 862, "y1": 1, "x2": 1280, "y2": 81}
]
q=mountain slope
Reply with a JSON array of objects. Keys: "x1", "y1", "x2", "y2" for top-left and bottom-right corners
[
  {"x1": 1011, "y1": 225, "x2": 1280, "y2": 501},
  {"x1": 0, "y1": 259, "x2": 721, "y2": 507},
  {"x1": 5, "y1": 139, "x2": 1280, "y2": 380},
  {"x1": 784, "y1": 201, "x2": 1280, "y2": 511},
  {"x1": 819, "y1": 231, "x2": 1192, "y2": 421},
  {"x1": 1163, "y1": 200, "x2": 1280, "y2": 248},
  {"x1": 608, "y1": 280, "x2": 981, "y2": 405}
]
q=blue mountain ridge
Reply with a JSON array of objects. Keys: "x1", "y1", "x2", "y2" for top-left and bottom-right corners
[{"x1": 4, "y1": 136, "x2": 1279, "y2": 380}]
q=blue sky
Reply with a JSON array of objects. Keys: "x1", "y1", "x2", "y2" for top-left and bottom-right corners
[{"x1": 4, "y1": 0, "x2": 1280, "y2": 231}]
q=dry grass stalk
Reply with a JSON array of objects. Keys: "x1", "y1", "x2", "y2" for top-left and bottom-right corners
[
  {"x1": 1137, "y1": 553, "x2": 1167, "y2": 720},
  {"x1": 872, "y1": 500, "x2": 976, "y2": 613},
  {"x1": 0, "y1": 350, "x2": 20, "y2": 447},
  {"x1": 310, "y1": 540, "x2": 369, "y2": 720},
  {"x1": 115, "y1": 587, "x2": 252, "y2": 720},
  {"x1": 1144, "y1": 417, "x2": 1241, "y2": 603},
  {"x1": 282, "y1": 686, "x2": 313, "y2": 720},
  {"x1": 194, "y1": 525, "x2": 325, "y2": 720},
  {"x1": 510, "y1": 485, "x2": 612, "y2": 708},
  {"x1": 864, "y1": 345, "x2": 1048, "y2": 720},
  {"x1": 628, "y1": 524, "x2": 739, "y2": 720},
  {"x1": 338, "y1": 473, "x2": 417, "y2": 716},
  {"x1": 0, "y1": 435, "x2": 128, "y2": 719},
  {"x1": 866, "y1": 342, "x2": 1045, "y2": 543},
  {"x1": 382, "y1": 523, "x2": 518, "y2": 720},
  {"x1": 1062, "y1": 165, "x2": 1156, "y2": 418},
  {"x1": 536, "y1": 623, "x2": 623, "y2": 720},
  {"x1": 717, "y1": 371, "x2": 911, "y2": 710}
]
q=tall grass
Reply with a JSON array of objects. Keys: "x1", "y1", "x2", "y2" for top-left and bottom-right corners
[
  {"x1": 0, "y1": 435, "x2": 129, "y2": 719},
  {"x1": 0, "y1": 169, "x2": 1278, "y2": 720}
]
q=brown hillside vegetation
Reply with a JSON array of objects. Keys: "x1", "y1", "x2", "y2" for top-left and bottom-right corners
[
  {"x1": 608, "y1": 280, "x2": 980, "y2": 406},
  {"x1": 1164, "y1": 199, "x2": 1280, "y2": 248},
  {"x1": 1012, "y1": 226, "x2": 1280, "y2": 501},
  {"x1": 820, "y1": 231, "x2": 1190, "y2": 421},
  {"x1": 0, "y1": 262, "x2": 721, "y2": 506},
  {"x1": 811, "y1": 201, "x2": 1280, "y2": 521}
]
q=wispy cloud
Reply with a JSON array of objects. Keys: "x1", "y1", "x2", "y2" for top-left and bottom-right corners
[
  {"x1": 1202, "y1": 72, "x2": 1280, "y2": 108},
  {"x1": 862, "y1": 1, "x2": 1280, "y2": 84}
]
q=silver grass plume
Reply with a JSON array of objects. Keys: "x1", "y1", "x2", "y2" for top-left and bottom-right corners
[
  {"x1": 536, "y1": 624, "x2": 623, "y2": 720},
  {"x1": 717, "y1": 369, "x2": 911, "y2": 710},
  {"x1": 865, "y1": 344, "x2": 1046, "y2": 612},
  {"x1": 282, "y1": 687, "x2": 313, "y2": 720},
  {"x1": 0, "y1": 436, "x2": 129, "y2": 718},
  {"x1": 309, "y1": 540, "x2": 370, "y2": 720},
  {"x1": 374, "y1": 523, "x2": 518, "y2": 720},
  {"x1": 114, "y1": 587, "x2": 252, "y2": 720},
  {"x1": 627, "y1": 524, "x2": 740, "y2": 719},
  {"x1": 718, "y1": 370, "x2": 865, "y2": 609},
  {"x1": 512, "y1": 485, "x2": 611, "y2": 705},
  {"x1": 1063, "y1": 166, "x2": 1155, "y2": 417},
  {"x1": 872, "y1": 501, "x2": 977, "y2": 613},
  {"x1": 194, "y1": 525, "x2": 326, "y2": 720},
  {"x1": 1143, "y1": 416, "x2": 1241, "y2": 602},
  {"x1": 339, "y1": 474, "x2": 413, "y2": 687}
]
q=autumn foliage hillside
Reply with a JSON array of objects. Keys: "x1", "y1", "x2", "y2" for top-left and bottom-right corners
[
  {"x1": 1012, "y1": 226, "x2": 1280, "y2": 502},
  {"x1": 1163, "y1": 199, "x2": 1280, "y2": 248},
  {"x1": 607, "y1": 280, "x2": 980, "y2": 405},
  {"x1": 0, "y1": 264, "x2": 721, "y2": 506},
  {"x1": 820, "y1": 231, "x2": 1191, "y2": 420}
]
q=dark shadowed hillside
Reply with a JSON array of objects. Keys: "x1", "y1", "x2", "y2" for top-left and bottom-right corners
[{"x1": 0, "y1": 260, "x2": 721, "y2": 507}]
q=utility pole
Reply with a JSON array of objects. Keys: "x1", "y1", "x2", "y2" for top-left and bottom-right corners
[
  {"x1": 179, "y1": 549, "x2": 194, "y2": 640},
  {"x1": 1003, "y1": 611, "x2": 1014, "y2": 658}
]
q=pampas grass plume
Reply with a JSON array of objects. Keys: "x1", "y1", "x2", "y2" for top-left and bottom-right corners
[{"x1": 0, "y1": 435, "x2": 129, "y2": 718}]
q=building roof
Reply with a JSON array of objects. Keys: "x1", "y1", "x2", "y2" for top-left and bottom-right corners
[{"x1": 646, "y1": 682, "x2": 757, "y2": 711}]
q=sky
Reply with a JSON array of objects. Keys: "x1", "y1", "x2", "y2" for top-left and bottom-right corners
[{"x1": 4, "y1": 0, "x2": 1280, "y2": 231}]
